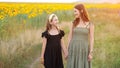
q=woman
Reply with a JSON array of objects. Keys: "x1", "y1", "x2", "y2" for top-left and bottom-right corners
[
  {"x1": 40, "y1": 14, "x2": 67, "y2": 68},
  {"x1": 67, "y1": 4, "x2": 94, "y2": 68}
]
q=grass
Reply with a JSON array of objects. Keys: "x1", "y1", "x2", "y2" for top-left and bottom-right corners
[
  {"x1": 0, "y1": 29, "x2": 42, "y2": 68},
  {"x1": 0, "y1": 3, "x2": 120, "y2": 68}
]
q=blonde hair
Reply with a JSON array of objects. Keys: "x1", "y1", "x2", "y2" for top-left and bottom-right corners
[
  {"x1": 48, "y1": 14, "x2": 56, "y2": 22},
  {"x1": 46, "y1": 14, "x2": 60, "y2": 31}
]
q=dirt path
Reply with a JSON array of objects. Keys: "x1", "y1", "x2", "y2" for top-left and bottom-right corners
[
  {"x1": 28, "y1": 21, "x2": 70, "y2": 68},
  {"x1": 28, "y1": 57, "x2": 44, "y2": 68},
  {"x1": 29, "y1": 56, "x2": 40, "y2": 68}
]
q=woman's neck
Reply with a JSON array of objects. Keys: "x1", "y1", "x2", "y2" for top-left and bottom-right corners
[{"x1": 79, "y1": 18, "x2": 84, "y2": 25}]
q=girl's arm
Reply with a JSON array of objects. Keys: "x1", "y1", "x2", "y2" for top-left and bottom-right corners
[{"x1": 41, "y1": 37, "x2": 47, "y2": 59}]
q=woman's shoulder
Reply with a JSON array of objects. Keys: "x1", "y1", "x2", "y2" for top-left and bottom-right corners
[
  {"x1": 89, "y1": 22, "x2": 94, "y2": 28},
  {"x1": 87, "y1": 22, "x2": 94, "y2": 30},
  {"x1": 86, "y1": 21, "x2": 93, "y2": 24},
  {"x1": 86, "y1": 21, "x2": 94, "y2": 27}
]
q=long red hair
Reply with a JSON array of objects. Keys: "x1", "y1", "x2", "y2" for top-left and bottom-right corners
[{"x1": 73, "y1": 4, "x2": 90, "y2": 28}]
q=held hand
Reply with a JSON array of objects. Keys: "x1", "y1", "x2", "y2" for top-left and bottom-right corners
[
  {"x1": 64, "y1": 51, "x2": 68, "y2": 60},
  {"x1": 88, "y1": 53, "x2": 92, "y2": 61}
]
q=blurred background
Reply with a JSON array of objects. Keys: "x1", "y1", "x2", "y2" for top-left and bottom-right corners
[{"x1": 0, "y1": 0, "x2": 120, "y2": 68}]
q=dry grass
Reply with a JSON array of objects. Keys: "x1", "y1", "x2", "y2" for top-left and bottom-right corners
[
  {"x1": 0, "y1": 28, "x2": 43, "y2": 68},
  {"x1": 0, "y1": 29, "x2": 42, "y2": 56}
]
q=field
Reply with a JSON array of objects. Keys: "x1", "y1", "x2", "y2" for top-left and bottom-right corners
[{"x1": 0, "y1": 2, "x2": 120, "y2": 68}]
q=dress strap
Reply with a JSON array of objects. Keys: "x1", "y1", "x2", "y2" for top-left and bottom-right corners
[{"x1": 86, "y1": 22, "x2": 91, "y2": 28}]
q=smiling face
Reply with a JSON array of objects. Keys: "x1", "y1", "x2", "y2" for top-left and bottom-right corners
[
  {"x1": 46, "y1": 14, "x2": 59, "y2": 30},
  {"x1": 74, "y1": 8, "x2": 80, "y2": 18},
  {"x1": 50, "y1": 15, "x2": 59, "y2": 26},
  {"x1": 72, "y1": 4, "x2": 90, "y2": 28}
]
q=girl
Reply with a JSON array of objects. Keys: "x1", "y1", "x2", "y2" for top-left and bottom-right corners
[
  {"x1": 67, "y1": 4, "x2": 94, "y2": 68},
  {"x1": 40, "y1": 14, "x2": 67, "y2": 68}
]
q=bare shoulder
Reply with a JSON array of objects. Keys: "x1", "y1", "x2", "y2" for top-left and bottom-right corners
[
  {"x1": 71, "y1": 21, "x2": 74, "y2": 25},
  {"x1": 85, "y1": 21, "x2": 94, "y2": 29},
  {"x1": 89, "y1": 22, "x2": 94, "y2": 31},
  {"x1": 69, "y1": 21, "x2": 74, "y2": 29},
  {"x1": 90, "y1": 22, "x2": 94, "y2": 28},
  {"x1": 87, "y1": 22, "x2": 94, "y2": 28}
]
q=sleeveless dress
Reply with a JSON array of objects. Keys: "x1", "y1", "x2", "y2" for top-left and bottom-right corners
[
  {"x1": 41, "y1": 30, "x2": 65, "y2": 68},
  {"x1": 67, "y1": 23, "x2": 91, "y2": 68}
]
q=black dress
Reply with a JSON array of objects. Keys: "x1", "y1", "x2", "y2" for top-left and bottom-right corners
[{"x1": 41, "y1": 30, "x2": 65, "y2": 68}]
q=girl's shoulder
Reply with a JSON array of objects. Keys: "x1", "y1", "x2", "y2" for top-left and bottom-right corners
[
  {"x1": 41, "y1": 30, "x2": 48, "y2": 38},
  {"x1": 59, "y1": 30, "x2": 65, "y2": 37},
  {"x1": 42, "y1": 30, "x2": 48, "y2": 34},
  {"x1": 60, "y1": 29, "x2": 64, "y2": 34},
  {"x1": 60, "y1": 29, "x2": 64, "y2": 32}
]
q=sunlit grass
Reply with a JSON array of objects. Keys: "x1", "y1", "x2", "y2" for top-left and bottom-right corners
[{"x1": 0, "y1": 2, "x2": 120, "y2": 68}]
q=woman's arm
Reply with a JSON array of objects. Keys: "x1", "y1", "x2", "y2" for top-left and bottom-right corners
[
  {"x1": 61, "y1": 38, "x2": 68, "y2": 59},
  {"x1": 67, "y1": 23, "x2": 73, "y2": 49},
  {"x1": 89, "y1": 23, "x2": 94, "y2": 55},
  {"x1": 88, "y1": 23, "x2": 94, "y2": 61}
]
